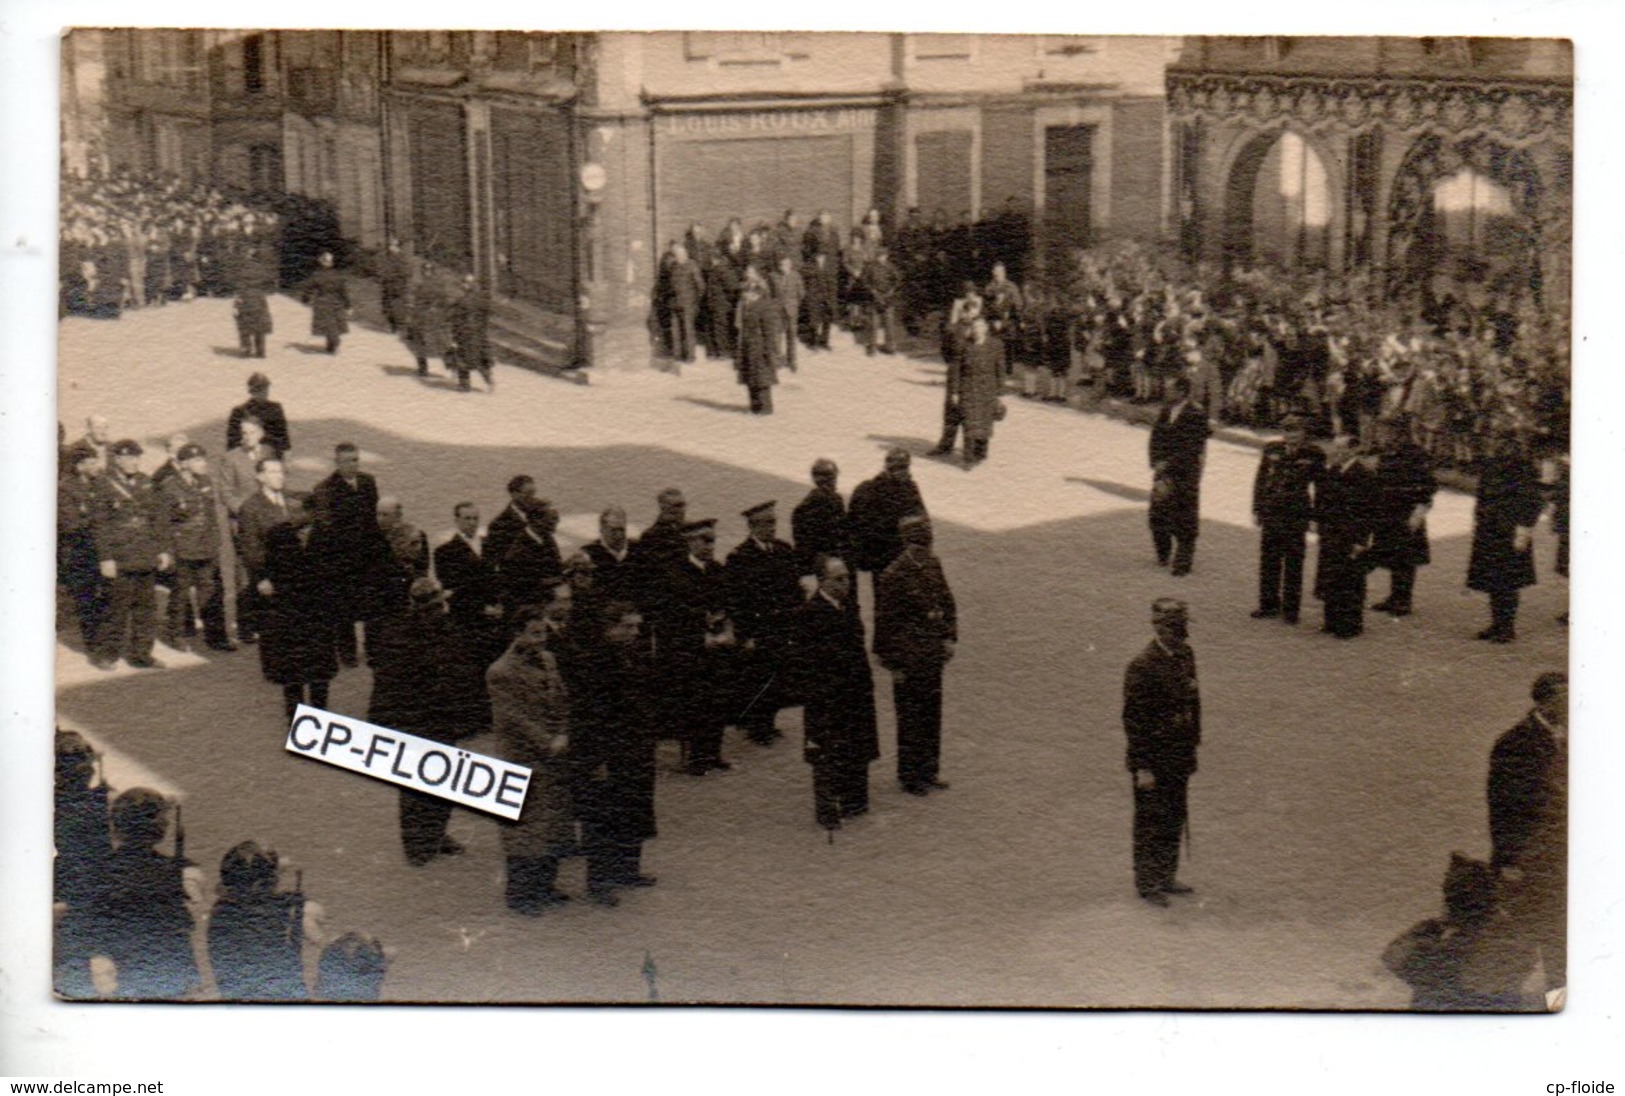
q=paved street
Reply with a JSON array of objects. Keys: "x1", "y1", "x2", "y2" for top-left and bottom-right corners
[{"x1": 55, "y1": 293, "x2": 1568, "y2": 1007}]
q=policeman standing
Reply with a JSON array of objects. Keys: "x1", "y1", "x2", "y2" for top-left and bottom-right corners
[
  {"x1": 91, "y1": 440, "x2": 173, "y2": 669},
  {"x1": 725, "y1": 501, "x2": 803, "y2": 745},
  {"x1": 161, "y1": 443, "x2": 234, "y2": 652},
  {"x1": 873, "y1": 513, "x2": 956, "y2": 797},
  {"x1": 1250, "y1": 412, "x2": 1324, "y2": 624},
  {"x1": 1122, "y1": 598, "x2": 1202, "y2": 906}
]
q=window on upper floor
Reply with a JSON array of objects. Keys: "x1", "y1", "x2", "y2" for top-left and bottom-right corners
[
  {"x1": 683, "y1": 32, "x2": 812, "y2": 67},
  {"x1": 911, "y1": 34, "x2": 975, "y2": 62}
]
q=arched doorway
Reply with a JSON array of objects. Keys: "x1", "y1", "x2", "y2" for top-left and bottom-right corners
[
  {"x1": 1385, "y1": 133, "x2": 1542, "y2": 305},
  {"x1": 1222, "y1": 129, "x2": 1334, "y2": 269}
]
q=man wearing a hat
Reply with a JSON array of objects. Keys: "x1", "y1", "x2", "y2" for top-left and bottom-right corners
[
  {"x1": 161, "y1": 443, "x2": 234, "y2": 652},
  {"x1": 1487, "y1": 671, "x2": 1568, "y2": 996},
  {"x1": 791, "y1": 459, "x2": 850, "y2": 582},
  {"x1": 226, "y1": 373, "x2": 291, "y2": 459},
  {"x1": 849, "y1": 449, "x2": 927, "y2": 584},
  {"x1": 90, "y1": 439, "x2": 173, "y2": 669},
  {"x1": 726, "y1": 501, "x2": 803, "y2": 745},
  {"x1": 58, "y1": 441, "x2": 110, "y2": 652},
  {"x1": 1122, "y1": 598, "x2": 1202, "y2": 906},
  {"x1": 647, "y1": 518, "x2": 735, "y2": 775},
  {"x1": 1250, "y1": 412, "x2": 1324, "y2": 624},
  {"x1": 873, "y1": 513, "x2": 956, "y2": 797}
]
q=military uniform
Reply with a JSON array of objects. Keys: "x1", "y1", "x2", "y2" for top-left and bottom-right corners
[
  {"x1": 725, "y1": 522, "x2": 803, "y2": 743},
  {"x1": 58, "y1": 466, "x2": 109, "y2": 649},
  {"x1": 91, "y1": 458, "x2": 171, "y2": 666},
  {"x1": 1123, "y1": 620, "x2": 1201, "y2": 901},
  {"x1": 1251, "y1": 438, "x2": 1324, "y2": 622},
  {"x1": 873, "y1": 538, "x2": 957, "y2": 795},
  {"x1": 161, "y1": 463, "x2": 230, "y2": 649},
  {"x1": 1148, "y1": 400, "x2": 1211, "y2": 575}
]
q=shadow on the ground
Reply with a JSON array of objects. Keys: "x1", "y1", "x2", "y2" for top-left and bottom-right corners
[
  {"x1": 675, "y1": 395, "x2": 751, "y2": 415},
  {"x1": 863, "y1": 433, "x2": 941, "y2": 457},
  {"x1": 211, "y1": 346, "x2": 253, "y2": 359},
  {"x1": 1066, "y1": 476, "x2": 1152, "y2": 503}
]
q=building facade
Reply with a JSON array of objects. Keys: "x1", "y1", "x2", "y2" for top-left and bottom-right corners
[{"x1": 1167, "y1": 37, "x2": 1572, "y2": 308}]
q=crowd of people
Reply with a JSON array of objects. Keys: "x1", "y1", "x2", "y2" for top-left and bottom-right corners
[
  {"x1": 59, "y1": 167, "x2": 281, "y2": 319},
  {"x1": 648, "y1": 204, "x2": 1568, "y2": 470},
  {"x1": 53, "y1": 728, "x2": 389, "y2": 1000},
  {"x1": 57, "y1": 361, "x2": 959, "y2": 927}
]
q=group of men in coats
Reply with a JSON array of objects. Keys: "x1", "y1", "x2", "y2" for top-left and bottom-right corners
[{"x1": 378, "y1": 238, "x2": 495, "y2": 394}]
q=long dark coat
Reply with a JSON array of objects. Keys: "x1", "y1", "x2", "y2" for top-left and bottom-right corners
[
  {"x1": 368, "y1": 607, "x2": 483, "y2": 742},
  {"x1": 960, "y1": 336, "x2": 1004, "y2": 441},
  {"x1": 450, "y1": 285, "x2": 492, "y2": 370},
  {"x1": 792, "y1": 485, "x2": 849, "y2": 574},
  {"x1": 1314, "y1": 458, "x2": 1376, "y2": 605},
  {"x1": 847, "y1": 472, "x2": 926, "y2": 575},
  {"x1": 735, "y1": 294, "x2": 782, "y2": 391},
  {"x1": 258, "y1": 522, "x2": 339, "y2": 687},
  {"x1": 569, "y1": 640, "x2": 658, "y2": 844},
  {"x1": 404, "y1": 276, "x2": 455, "y2": 360},
  {"x1": 88, "y1": 848, "x2": 197, "y2": 998},
  {"x1": 1369, "y1": 442, "x2": 1437, "y2": 570},
  {"x1": 301, "y1": 267, "x2": 350, "y2": 338},
  {"x1": 208, "y1": 893, "x2": 307, "y2": 1001},
  {"x1": 1468, "y1": 453, "x2": 1545, "y2": 594},
  {"x1": 793, "y1": 594, "x2": 879, "y2": 767}
]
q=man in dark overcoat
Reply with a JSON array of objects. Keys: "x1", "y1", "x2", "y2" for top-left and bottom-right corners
[
  {"x1": 434, "y1": 501, "x2": 505, "y2": 666},
  {"x1": 1487, "y1": 670, "x2": 1567, "y2": 994},
  {"x1": 794, "y1": 556, "x2": 878, "y2": 829},
  {"x1": 848, "y1": 448, "x2": 927, "y2": 589},
  {"x1": 231, "y1": 243, "x2": 276, "y2": 359},
  {"x1": 160, "y1": 444, "x2": 233, "y2": 652},
  {"x1": 1147, "y1": 374, "x2": 1211, "y2": 576},
  {"x1": 645, "y1": 519, "x2": 735, "y2": 775},
  {"x1": 403, "y1": 263, "x2": 455, "y2": 379},
  {"x1": 310, "y1": 442, "x2": 381, "y2": 666},
  {"x1": 1368, "y1": 416, "x2": 1437, "y2": 617},
  {"x1": 570, "y1": 600, "x2": 660, "y2": 899},
  {"x1": 665, "y1": 243, "x2": 705, "y2": 363},
  {"x1": 449, "y1": 272, "x2": 494, "y2": 392},
  {"x1": 258, "y1": 495, "x2": 338, "y2": 722},
  {"x1": 1250, "y1": 412, "x2": 1323, "y2": 624},
  {"x1": 873, "y1": 513, "x2": 956, "y2": 797},
  {"x1": 959, "y1": 317, "x2": 1004, "y2": 468},
  {"x1": 792, "y1": 458, "x2": 849, "y2": 578},
  {"x1": 369, "y1": 578, "x2": 483, "y2": 867},
  {"x1": 1122, "y1": 597, "x2": 1202, "y2": 906},
  {"x1": 771, "y1": 254, "x2": 805, "y2": 370},
  {"x1": 725, "y1": 501, "x2": 804, "y2": 745},
  {"x1": 1314, "y1": 435, "x2": 1376, "y2": 639},
  {"x1": 91, "y1": 440, "x2": 173, "y2": 670},
  {"x1": 483, "y1": 474, "x2": 536, "y2": 580},
  {"x1": 704, "y1": 251, "x2": 741, "y2": 360},
  {"x1": 300, "y1": 250, "x2": 350, "y2": 354},
  {"x1": 862, "y1": 248, "x2": 902, "y2": 356},
  {"x1": 802, "y1": 251, "x2": 839, "y2": 351},
  {"x1": 499, "y1": 496, "x2": 564, "y2": 615},
  {"x1": 1468, "y1": 433, "x2": 1546, "y2": 643},
  {"x1": 377, "y1": 237, "x2": 412, "y2": 334},
  {"x1": 627, "y1": 487, "x2": 688, "y2": 613},
  {"x1": 234, "y1": 456, "x2": 294, "y2": 647},
  {"x1": 735, "y1": 281, "x2": 782, "y2": 414},
  {"x1": 59, "y1": 443, "x2": 110, "y2": 652}
]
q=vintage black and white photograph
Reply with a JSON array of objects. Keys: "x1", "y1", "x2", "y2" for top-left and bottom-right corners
[{"x1": 38, "y1": 22, "x2": 1582, "y2": 1019}]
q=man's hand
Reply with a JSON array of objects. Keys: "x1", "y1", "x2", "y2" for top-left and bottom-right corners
[
  {"x1": 1500, "y1": 865, "x2": 1525, "y2": 885},
  {"x1": 157, "y1": 552, "x2": 173, "y2": 571},
  {"x1": 1406, "y1": 505, "x2": 1428, "y2": 534},
  {"x1": 257, "y1": 579, "x2": 274, "y2": 596},
  {"x1": 547, "y1": 734, "x2": 569, "y2": 757},
  {"x1": 100, "y1": 560, "x2": 118, "y2": 579},
  {"x1": 1514, "y1": 526, "x2": 1533, "y2": 553},
  {"x1": 1134, "y1": 770, "x2": 1156, "y2": 791}
]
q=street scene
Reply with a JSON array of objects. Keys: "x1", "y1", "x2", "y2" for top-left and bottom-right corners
[{"x1": 46, "y1": 29, "x2": 1573, "y2": 1012}]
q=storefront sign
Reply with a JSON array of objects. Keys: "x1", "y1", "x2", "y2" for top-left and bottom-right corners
[{"x1": 662, "y1": 108, "x2": 874, "y2": 137}]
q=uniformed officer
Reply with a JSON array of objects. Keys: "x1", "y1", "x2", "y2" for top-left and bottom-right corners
[
  {"x1": 646, "y1": 518, "x2": 735, "y2": 775},
  {"x1": 1148, "y1": 375, "x2": 1211, "y2": 576},
  {"x1": 161, "y1": 443, "x2": 234, "y2": 652},
  {"x1": 725, "y1": 501, "x2": 804, "y2": 745},
  {"x1": 873, "y1": 513, "x2": 956, "y2": 797},
  {"x1": 1123, "y1": 598, "x2": 1202, "y2": 906},
  {"x1": 91, "y1": 439, "x2": 173, "y2": 669},
  {"x1": 1250, "y1": 413, "x2": 1324, "y2": 624},
  {"x1": 58, "y1": 442, "x2": 110, "y2": 650}
]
